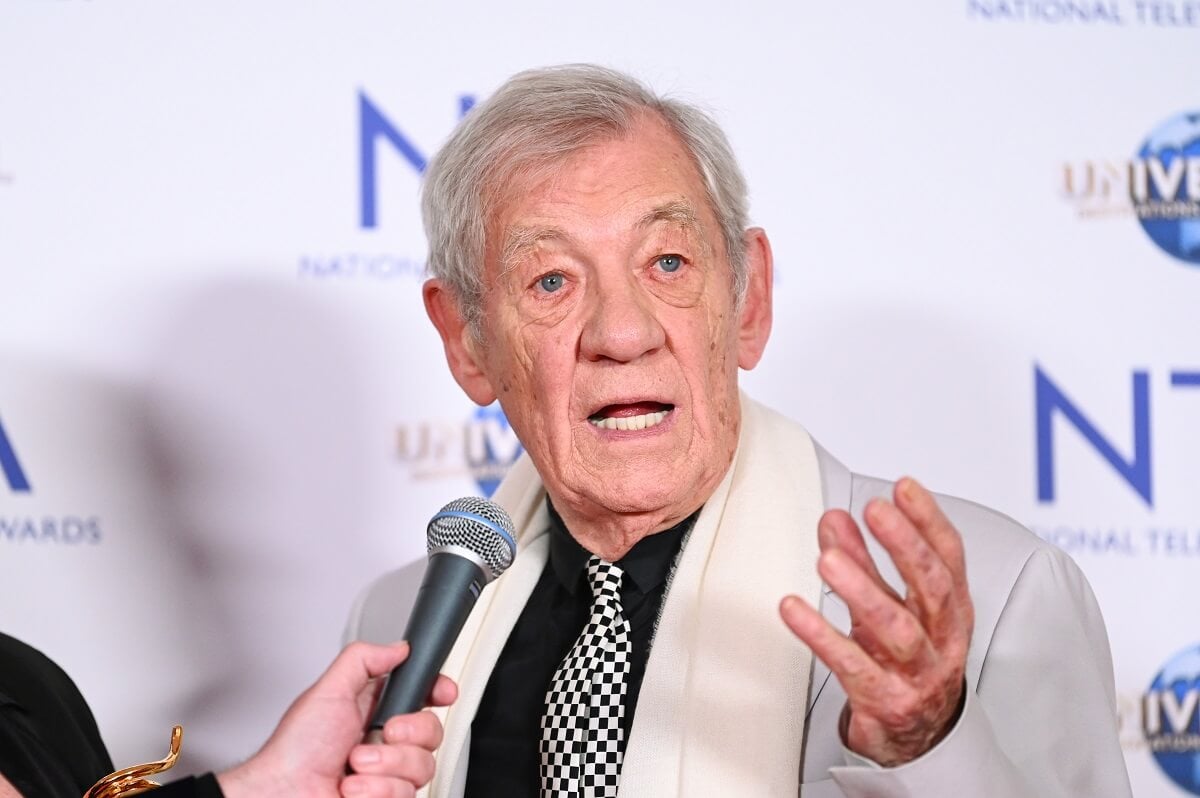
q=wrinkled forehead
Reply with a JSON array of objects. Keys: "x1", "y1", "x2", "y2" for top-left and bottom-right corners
[
  {"x1": 497, "y1": 200, "x2": 713, "y2": 279},
  {"x1": 480, "y1": 117, "x2": 719, "y2": 263}
]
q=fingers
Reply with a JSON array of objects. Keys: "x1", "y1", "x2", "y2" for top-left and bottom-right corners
[
  {"x1": 861, "y1": 480, "x2": 973, "y2": 648},
  {"x1": 347, "y1": 740, "x2": 435, "y2": 786},
  {"x1": 342, "y1": 710, "x2": 443, "y2": 797},
  {"x1": 779, "y1": 594, "x2": 885, "y2": 693},
  {"x1": 862, "y1": 498, "x2": 955, "y2": 624},
  {"x1": 787, "y1": 479, "x2": 974, "y2": 766},
  {"x1": 810, "y1": 481, "x2": 973, "y2": 664},
  {"x1": 381, "y1": 709, "x2": 445, "y2": 751},
  {"x1": 819, "y1": 510, "x2": 900, "y2": 602},
  {"x1": 357, "y1": 641, "x2": 412, "y2": 679},
  {"x1": 428, "y1": 675, "x2": 458, "y2": 708},
  {"x1": 319, "y1": 642, "x2": 412, "y2": 699},
  {"x1": 817, "y1": 484, "x2": 965, "y2": 606},
  {"x1": 894, "y1": 478, "x2": 968, "y2": 595},
  {"x1": 319, "y1": 642, "x2": 456, "y2": 711},
  {"x1": 340, "y1": 773, "x2": 417, "y2": 798},
  {"x1": 819, "y1": 546, "x2": 934, "y2": 667}
]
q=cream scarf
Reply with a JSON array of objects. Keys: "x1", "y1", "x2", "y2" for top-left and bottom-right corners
[{"x1": 424, "y1": 394, "x2": 825, "y2": 797}]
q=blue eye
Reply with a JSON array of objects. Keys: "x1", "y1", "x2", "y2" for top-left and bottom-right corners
[
  {"x1": 657, "y1": 254, "x2": 683, "y2": 273},
  {"x1": 539, "y1": 273, "x2": 565, "y2": 293}
]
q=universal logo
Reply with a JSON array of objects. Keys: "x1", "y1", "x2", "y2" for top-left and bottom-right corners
[
  {"x1": 1117, "y1": 643, "x2": 1200, "y2": 795},
  {"x1": 1061, "y1": 111, "x2": 1200, "y2": 266},
  {"x1": 396, "y1": 403, "x2": 522, "y2": 497}
]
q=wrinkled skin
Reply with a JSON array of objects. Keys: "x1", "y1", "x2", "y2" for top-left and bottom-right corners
[
  {"x1": 426, "y1": 114, "x2": 972, "y2": 767},
  {"x1": 780, "y1": 478, "x2": 972, "y2": 765},
  {"x1": 425, "y1": 114, "x2": 772, "y2": 561}
]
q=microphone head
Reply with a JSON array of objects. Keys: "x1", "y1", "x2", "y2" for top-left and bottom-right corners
[{"x1": 427, "y1": 497, "x2": 517, "y2": 582}]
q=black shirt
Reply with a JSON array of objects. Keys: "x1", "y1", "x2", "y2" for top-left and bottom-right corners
[
  {"x1": 0, "y1": 632, "x2": 114, "y2": 797},
  {"x1": 464, "y1": 503, "x2": 696, "y2": 798},
  {"x1": 0, "y1": 632, "x2": 221, "y2": 798}
]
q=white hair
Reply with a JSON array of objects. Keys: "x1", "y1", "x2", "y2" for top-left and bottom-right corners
[{"x1": 422, "y1": 64, "x2": 750, "y2": 334}]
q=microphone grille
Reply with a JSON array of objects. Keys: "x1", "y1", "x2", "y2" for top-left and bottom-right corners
[{"x1": 427, "y1": 497, "x2": 517, "y2": 581}]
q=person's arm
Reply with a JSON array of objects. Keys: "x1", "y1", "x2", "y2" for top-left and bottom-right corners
[
  {"x1": 0, "y1": 773, "x2": 21, "y2": 798},
  {"x1": 151, "y1": 641, "x2": 456, "y2": 798},
  {"x1": 145, "y1": 774, "x2": 224, "y2": 797},
  {"x1": 827, "y1": 545, "x2": 1130, "y2": 796},
  {"x1": 781, "y1": 479, "x2": 972, "y2": 766},
  {"x1": 782, "y1": 479, "x2": 1131, "y2": 797}
]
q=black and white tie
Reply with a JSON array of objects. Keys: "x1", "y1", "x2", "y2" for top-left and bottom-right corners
[{"x1": 540, "y1": 556, "x2": 632, "y2": 798}]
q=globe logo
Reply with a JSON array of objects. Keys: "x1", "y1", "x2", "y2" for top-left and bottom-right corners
[
  {"x1": 466, "y1": 403, "x2": 523, "y2": 497},
  {"x1": 1133, "y1": 111, "x2": 1200, "y2": 266},
  {"x1": 1145, "y1": 643, "x2": 1200, "y2": 794}
]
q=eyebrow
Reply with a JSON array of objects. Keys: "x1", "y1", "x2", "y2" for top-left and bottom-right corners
[
  {"x1": 498, "y1": 200, "x2": 706, "y2": 275},
  {"x1": 636, "y1": 200, "x2": 702, "y2": 233},
  {"x1": 499, "y1": 225, "x2": 565, "y2": 275}
]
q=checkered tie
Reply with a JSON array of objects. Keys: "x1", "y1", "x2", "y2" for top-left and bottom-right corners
[{"x1": 540, "y1": 556, "x2": 632, "y2": 798}]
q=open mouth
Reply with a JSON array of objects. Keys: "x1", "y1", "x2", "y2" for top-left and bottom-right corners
[{"x1": 587, "y1": 401, "x2": 674, "y2": 431}]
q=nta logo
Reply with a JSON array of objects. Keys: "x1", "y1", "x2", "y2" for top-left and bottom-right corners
[
  {"x1": 0, "y1": 414, "x2": 103, "y2": 545},
  {"x1": 297, "y1": 91, "x2": 476, "y2": 282},
  {"x1": 359, "y1": 91, "x2": 475, "y2": 229},
  {"x1": 0, "y1": 416, "x2": 31, "y2": 493},
  {"x1": 1035, "y1": 366, "x2": 1200, "y2": 507},
  {"x1": 1062, "y1": 110, "x2": 1200, "y2": 266}
]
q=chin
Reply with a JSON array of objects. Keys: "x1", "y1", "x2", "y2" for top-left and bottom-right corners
[{"x1": 582, "y1": 477, "x2": 691, "y2": 517}]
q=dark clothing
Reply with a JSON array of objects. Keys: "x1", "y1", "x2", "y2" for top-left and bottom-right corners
[
  {"x1": 0, "y1": 632, "x2": 221, "y2": 798},
  {"x1": 0, "y1": 632, "x2": 114, "y2": 797},
  {"x1": 464, "y1": 503, "x2": 695, "y2": 798}
]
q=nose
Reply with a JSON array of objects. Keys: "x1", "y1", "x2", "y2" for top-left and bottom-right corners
[{"x1": 579, "y1": 270, "x2": 666, "y2": 363}]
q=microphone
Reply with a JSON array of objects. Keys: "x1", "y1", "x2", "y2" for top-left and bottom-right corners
[{"x1": 366, "y1": 497, "x2": 517, "y2": 739}]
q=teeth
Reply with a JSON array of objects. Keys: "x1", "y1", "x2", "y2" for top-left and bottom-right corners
[{"x1": 590, "y1": 410, "x2": 669, "y2": 430}]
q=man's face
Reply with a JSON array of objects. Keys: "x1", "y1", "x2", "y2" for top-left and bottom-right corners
[{"x1": 429, "y1": 115, "x2": 772, "y2": 534}]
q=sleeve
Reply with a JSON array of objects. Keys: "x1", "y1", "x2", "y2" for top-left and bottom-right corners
[
  {"x1": 151, "y1": 773, "x2": 225, "y2": 797},
  {"x1": 343, "y1": 560, "x2": 427, "y2": 646},
  {"x1": 828, "y1": 546, "x2": 1132, "y2": 797}
]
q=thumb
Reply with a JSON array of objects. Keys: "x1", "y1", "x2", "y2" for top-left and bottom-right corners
[{"x1": 312, "y1": 641, "x2": 410, "y2": 699}]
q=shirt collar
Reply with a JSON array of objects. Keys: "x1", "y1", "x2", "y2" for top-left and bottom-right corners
[{"x1": 546, "y1": 498, "x2": 699, "y2": 596}]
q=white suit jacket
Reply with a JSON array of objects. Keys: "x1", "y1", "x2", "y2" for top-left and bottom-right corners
[{"x1": 346, "y1": 427, "x2": 1132, "y2": 797}]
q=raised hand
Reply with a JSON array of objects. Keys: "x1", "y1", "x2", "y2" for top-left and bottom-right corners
[{"x1": 779, "y1": 477, "x2": 974, "y2": 766}]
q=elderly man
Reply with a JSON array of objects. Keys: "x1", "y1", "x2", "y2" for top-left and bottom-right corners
[{"x1": 348, "y1": 65, "x2": 1130, "y2": 797}]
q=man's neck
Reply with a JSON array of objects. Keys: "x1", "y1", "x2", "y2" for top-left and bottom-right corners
[
  {"x1": 540, "y1": 442, "x2": 736, "y2": 560},
  {"x1": 547, "y1": 498, "x2": 704, "y2": 561}
]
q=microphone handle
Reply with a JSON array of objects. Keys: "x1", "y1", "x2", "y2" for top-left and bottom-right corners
[{"x1": 368, "y1": 551, "x2": 486, "y2": 731}]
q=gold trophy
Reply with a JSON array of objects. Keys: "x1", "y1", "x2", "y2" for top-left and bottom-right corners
[{"x1": 83, "y1": 726, "x2": 183, "y2": 798}]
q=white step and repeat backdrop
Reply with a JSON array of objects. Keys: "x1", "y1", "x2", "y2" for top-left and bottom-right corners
[{"x1": 1, "y1": 1, "x2": 1198, "y2": 794}]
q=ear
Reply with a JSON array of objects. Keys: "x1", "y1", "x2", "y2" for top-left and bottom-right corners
[
  {"x1": 423, "y1": 279, "x2": 498, "y2": 406},
  {"x1": 736, "y1": 227, "x2": 773, "y2": 370}
]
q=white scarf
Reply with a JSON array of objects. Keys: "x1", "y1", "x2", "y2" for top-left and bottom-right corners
[{"x1": 425, "y1": 394, "x2": 825, "y2": 797}]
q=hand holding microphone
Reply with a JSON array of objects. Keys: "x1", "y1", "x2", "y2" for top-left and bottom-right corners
[
  {"x1": 220, "y1": 497, "x2": 516, "y2": 798},
  {"x1": 217, "y1": 641, "x2": 455, "y2": 798},
  {"x1": 366, "y1": 497, "x2": 517, "y2": 739}
]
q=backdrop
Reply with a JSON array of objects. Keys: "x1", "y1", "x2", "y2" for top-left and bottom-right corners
[{"x1": 1, "y1": 1, "x2": 1197, "y2": 794}]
